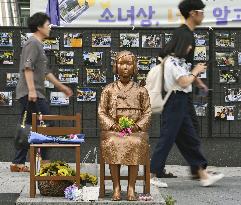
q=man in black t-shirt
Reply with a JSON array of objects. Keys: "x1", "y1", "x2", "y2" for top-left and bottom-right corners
[
  {"x1": 178, "y1": 0, "x2": 210, "y2": 179},
  {"x1": 158, "y1": 0, "x2": 209, "y2": 179}
]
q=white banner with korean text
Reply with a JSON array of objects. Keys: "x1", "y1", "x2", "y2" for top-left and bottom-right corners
[{"x1": 30, "y1": 0, "x2": 241, "y2": 27}]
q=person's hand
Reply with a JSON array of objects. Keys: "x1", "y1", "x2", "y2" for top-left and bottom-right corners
[
  {"x1": 60, "y1": 85, "x2": 73, "y2": 97},
  {"x1": 193, "y1": 63, "x2": 207, "y2": 76},
  {"x1": 131, "y1": 125, "x2": 141, "y2": 133},
  {"x1": 111, "y1": 124, "x2": 122, "y2": 132},
  {"x1": 198, "y1": 83, "x2": 209, "y2": 93},
  {"x1": 28, "y1": 90, "x2": 37, "y2": 102}
]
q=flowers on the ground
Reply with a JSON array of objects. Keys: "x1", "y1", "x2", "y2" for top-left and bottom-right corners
[
  {"x1": 80, "y1": 173, "x2": 98, "y2": 185},
  {"x1": 64, "y1": 184, "x2": 100, "y2": 201},
  {"x1": 36, "y1": 161, "x2": 98, "y2": 186},
  {"x1": 118, "y1": 116, "x2": 135, "y2": 137},
  {"x1": 37, "y1": 161, "x2": 75, "y2": 177},
  {"x1": 138, "y1": 193, "x2": 153, "y2": 201},
  {"x1": 64, "y1": 184, "x2": 82, "y2": 201},
  {"x1": 58, "y1": 168, "x2": 70, "y2": 176}
]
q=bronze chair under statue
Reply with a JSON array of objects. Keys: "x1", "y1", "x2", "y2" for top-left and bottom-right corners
[{"x1": 98, "y1": 51, "x2": 152, "y2": 201}]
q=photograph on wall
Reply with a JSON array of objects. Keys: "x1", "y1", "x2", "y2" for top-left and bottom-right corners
[
  {"x1": 219, "y1": 69, "x2": 239, "y2": 84},
  {"x1": 76, "y1": 87, "x2": 96, "y2": 102},
  {"x1": 194, "y1": 103, "x2": 207, "y2": 117},
  {"x1": 21, "y1": 32, "x2": 32, "y2": 47},
  {"x1": 110, "y1": 50, "x2": 118, "y2": 65},
  {"x1": 59, "y1": 0, "x2": 89, "y2": 24},
  {"x1": 237, "y1": 105, "x2": 241, "y2": 120},
  {"x1": 137, "y1": 56, "x2": 157, "y2": 70},
  {"x1": 64, "y1": 33, "x2": 83, "y2": 48},
  {"x1": 137, "y1": 73, "x2": 147, "y2": 86},
  {"x1": 43, "y1": 37, "x2": 60, "y2": 50},
  {"x1": 92, "y1": 34, "x2": 111, "y2": 47},
  {"x1": 44, "y1": 78, "x2": 54, "y2": 89},
  {"x1": 194, "y1": 33, "x2": 207, "y2": 46},
  {"x1": 215, "y1": 32, "x2": 235, "y2": 48},
  {"x1": 0, "y1": 32, "x2": 13, "y2": 47},
  {"x1": 83, "y1": 52, "x2": 103, "y2": 67},
  {"x1": 58, "y1": 68, "x2": 79, "y2": 84},
  {"x1": 164, "y1": 33, "x2": 173, "y2": 44},
  {"x1": 0, "y1": 51, "x2": 14, "y2": 64},
  {"x1": 6, "y1": 73, "x2": 20, "y2": 87},
  {"x1": 142, "y1": 34, "x2": 162, "y2": 48},
  {"x1": 225, "y1": 88, "x2": 241, "y2": 102},
  {"x1": 216, "y1": 52, "x2": 235, "y2": 67},
  {"x1": 214, "y1": 106, "x2": 235, "y2": 121},
  {"x1": 86, "y1": 68, "x2": 106, "y2": 84},
  {"x1": 55, "y1": 51, "x2": 74, "y2": 65},
  {"x1": 50, "y1": 92, "x2": 69, "y2": 106},
  {"x1": 238, "y1": 52, "x2": 241, "y2": 65},
  {"x1": 120, "y1": 33, "x2": 139, "y2": 48},
  {"x1": 198, "y1": 70, "x2": 207, "y2": 79},
  {"x1": 0, "y1": 92, "x2": 12, "y2": 106},
  {"x1": 194, "y1": 46, "x2": 207, "y2": 61},
  {"x1": 113, "y1": 75, "x2": 119, "y2": 81}
]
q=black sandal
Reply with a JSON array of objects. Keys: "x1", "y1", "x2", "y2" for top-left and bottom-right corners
[{"x1": 161, "y1": 172, "x2": 177, "y2": 178}]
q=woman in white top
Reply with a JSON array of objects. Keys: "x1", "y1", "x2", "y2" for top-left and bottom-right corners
[{"x1": 150, "y1": 33, "x2": 224, "y2": 187}]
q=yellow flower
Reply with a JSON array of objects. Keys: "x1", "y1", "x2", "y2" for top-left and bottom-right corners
[
  {"x1": 58, "y1": 168, "x2": 69, "y2": 176},
  {"x1": 80, "y1": 173, "x2": 87, "y2": 181}
]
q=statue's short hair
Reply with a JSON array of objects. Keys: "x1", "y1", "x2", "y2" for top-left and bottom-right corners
[{"x1": 113, "y1": 50, "x2": 138, "y2": 75}]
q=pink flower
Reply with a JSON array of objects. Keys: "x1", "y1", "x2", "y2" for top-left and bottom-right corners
[
  {"x1": 118, "y1": 128, "x2": 133, "y2": 138},
  {"x1": 119, "y1": 130, "x2": 126, "y2": 138},
  {"x1": 69, "y1": 134, "x2": 78, "y2": 139},
  {"x1": 127, "y1": 128, "x2": 132, "y2": 135}
]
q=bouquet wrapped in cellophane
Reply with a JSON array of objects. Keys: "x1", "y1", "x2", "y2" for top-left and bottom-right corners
[{"x1": 28, "y1": 132, "x2": 85, "y2": 144}]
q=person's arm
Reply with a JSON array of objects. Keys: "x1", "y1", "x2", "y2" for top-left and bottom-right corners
[
  {"x1": 45, "y1": 73, "x2": 73, "y2": 97},
  {"x1": 134, "y1": 88, "x2": 152, "y2": 132},
  {"x1": 176, "y1": 63, "x2": 207, "y2": 88},
  {"x1": 98, "y1": 87, "x2": 117, "y2": 131},
  {"x1": 194, "y1": 77, "x2": 209, "y2": 92},
  {"x1": 22, "y1": 42, "x2": 39, "y2": 102},
  {"x1": 25, "y1": 69, "x2": 37, "y2": 102}
]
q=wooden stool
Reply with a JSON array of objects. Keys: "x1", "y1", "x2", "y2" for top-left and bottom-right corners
[
  {"x1": 29, "y1": 113, "x2": 82, "y2": 198},
  {"x1": 99, "y1": 146, "x2": 151, "y2": 198}
]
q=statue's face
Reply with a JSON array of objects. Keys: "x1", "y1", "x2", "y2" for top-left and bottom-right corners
[{"x1": 117, "y1": 55, "x2": 134, "y2": 78}]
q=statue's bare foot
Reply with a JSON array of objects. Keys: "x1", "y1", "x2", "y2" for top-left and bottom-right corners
[
  {"x1": 127, "y1": 186, "x2": 137, "y2": 201},
  {"x1": 112, "y1": 187, "x2": 121, "y2": 201}
]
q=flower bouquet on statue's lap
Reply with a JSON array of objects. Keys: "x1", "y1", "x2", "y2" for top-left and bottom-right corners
[{"x1": 118, "y1": 116, "x2": 136, "y2": 137}]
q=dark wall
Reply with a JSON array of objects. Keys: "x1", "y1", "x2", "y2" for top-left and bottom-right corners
[{"x1": 0, "y1": 27, "x2": 240, "y2": 166}]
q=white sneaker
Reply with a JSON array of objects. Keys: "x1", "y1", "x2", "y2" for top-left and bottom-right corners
[
  {"x1": 200, "y1": 173, "x2": 224, "y2": 187},
  {"x1": 150, "y1": 177, "x2": 168, "y2": 188}
]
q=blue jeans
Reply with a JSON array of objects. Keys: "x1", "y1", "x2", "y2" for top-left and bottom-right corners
[
  {"x1": 12, "y1": 96, "x2": 50, "y2": 164},
  {"x1": 150, "y1": 91, "x2": 207, "y2": 177}
]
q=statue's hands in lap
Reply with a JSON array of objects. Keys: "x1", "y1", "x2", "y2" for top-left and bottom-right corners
[
  {"x1": 111, "y1": 124, "x2": 122, "y2": 132},
  {"x1": 130, "y1": 125, "x2": 141, "y2": 133}
]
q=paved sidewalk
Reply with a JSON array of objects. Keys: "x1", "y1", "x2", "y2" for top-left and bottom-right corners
[
  {"x1": 0, "y1": 162, "x2": 165, "y2": 205},
  {"x1": 1, "y1": 162, "x2": 241, "y2": 205}
]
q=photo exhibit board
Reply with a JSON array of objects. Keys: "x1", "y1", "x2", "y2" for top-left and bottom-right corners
[{"x1": 0, "y1": 26, "x2": 240, "y2": 139}]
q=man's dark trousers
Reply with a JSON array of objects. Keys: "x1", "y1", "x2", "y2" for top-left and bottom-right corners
[{"x1": 151, "y1": 92, "x2": 207, "y2": 177}]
